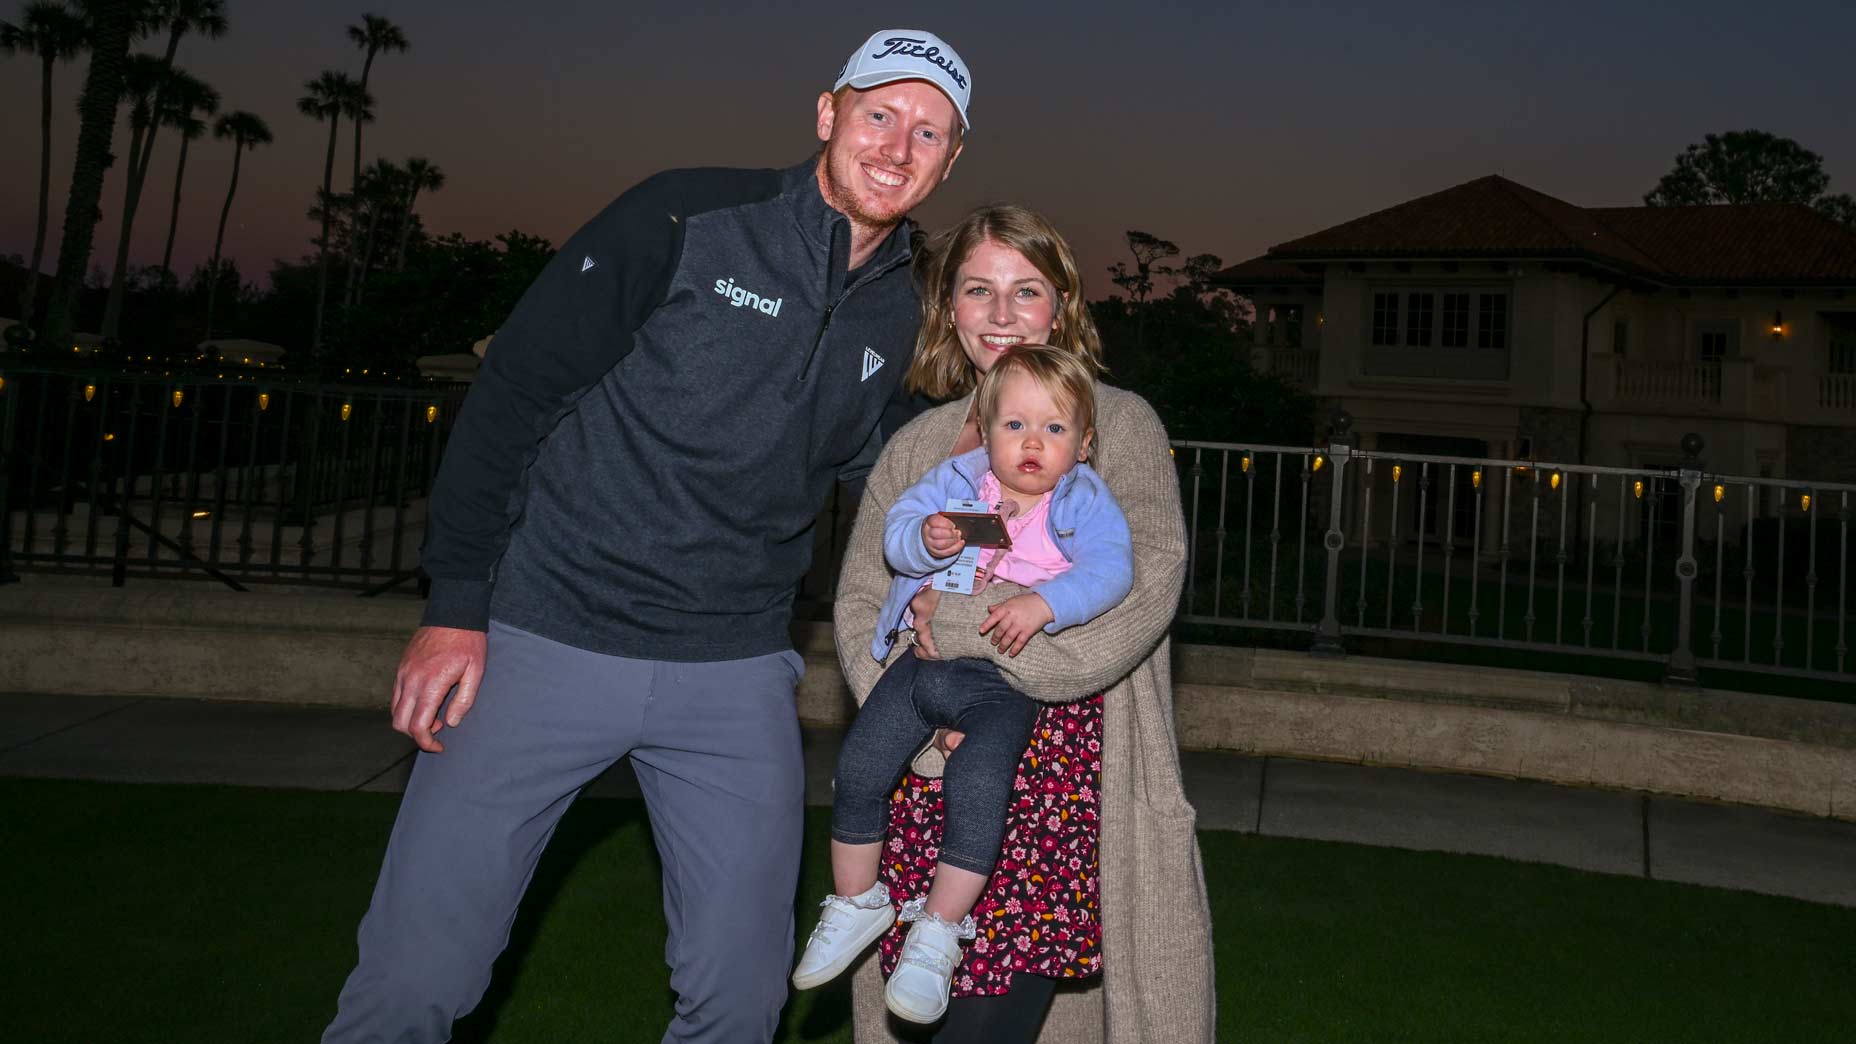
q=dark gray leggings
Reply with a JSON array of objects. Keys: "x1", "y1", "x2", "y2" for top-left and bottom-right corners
[{"x1": 831, "y1": 651, "x2": 1040, "y2": 875}]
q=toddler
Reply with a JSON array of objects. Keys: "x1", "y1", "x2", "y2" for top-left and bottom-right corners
[{"x1": 792, "y1": 344, "x2": 1133, "y2": 1023}]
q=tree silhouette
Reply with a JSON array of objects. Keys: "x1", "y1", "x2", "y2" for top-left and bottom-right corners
[
  {"x1": 156, "y1": 69, "x2": 220, "y2": 281},
  {"x1": 299, "y1": 69, "x2": 371, "y2": 361},
  {"x1": 202, "y1": 110, "x2": 271, "y2": 340},
  {"x1": 99, "y1": 0, "x2": 228, "y2": 338},
  {"x1": 392, "y1": 156, "x2": 444, "y2": 271},
  {"x1": 1645, "y1": 130, "x2": 1831, "y2": 207},
  {"x1": 344, "y1": 13, "x2": 407, "y2": 194},
  {"x1": 1, "y1": 0, "x2": 87, "y2": 331},
  {"x1": 42, "y1": 0, "x2": 138, "y2": 353}
]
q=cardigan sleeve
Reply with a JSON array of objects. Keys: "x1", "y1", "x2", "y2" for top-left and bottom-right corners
[
  {"x1": 832, "y1": 415, "x2": 935, "y2": 706},
  {"x1": 923, "y1": 390, "x2": 1185, "y2": 703}
]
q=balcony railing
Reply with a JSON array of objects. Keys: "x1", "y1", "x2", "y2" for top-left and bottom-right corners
[
  {"x1": 1614, "y1": 358, "x2": 1721, "y2": 403},
  {"x1": 1252, "y1": 346, "x2": 1319, "y2": 388},
  {"x1": 1820, "y1": 373, "x2": 1856, "y2": 411}
]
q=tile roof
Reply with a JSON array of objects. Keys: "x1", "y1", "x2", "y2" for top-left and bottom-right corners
[{"x1": 1219, "y1": 175, "x2": 1856, "y2": 286}]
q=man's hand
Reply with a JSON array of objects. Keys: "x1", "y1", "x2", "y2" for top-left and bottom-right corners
[
  {"x1": 978, "y1": 593, "x2": 1055, "y2": 658},
  {"x1": 921, "y1": 513, "x2": 966, "y2": 559},
  {"x1": 391, "y1": 625, "x2": 488, "y2": 753},
  {"x1": 908, "y1": 587, "x2": 943, "y2": 659}
]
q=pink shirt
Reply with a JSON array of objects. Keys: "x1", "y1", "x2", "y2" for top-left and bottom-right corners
[{"x1": 975, "y1": 471, "x2": 1071, "y2": 587}]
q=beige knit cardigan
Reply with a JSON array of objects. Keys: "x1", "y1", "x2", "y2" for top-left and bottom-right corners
[{"x1": 832, "y1": 384, "x2": 1216, "y2": 1044}]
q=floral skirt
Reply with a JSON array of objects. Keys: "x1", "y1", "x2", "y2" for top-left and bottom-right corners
[{"x1": 875, "y1": 693, "x2": 1104, "y2": 996}]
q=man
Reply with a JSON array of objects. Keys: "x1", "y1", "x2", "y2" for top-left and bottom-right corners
[{"x1": 322, "y1": 29, "x2": 970, "y2": 1044}]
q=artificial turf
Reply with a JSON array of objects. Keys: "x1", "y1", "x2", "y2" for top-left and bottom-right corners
[{"x1": 3, "y1": 779, "x2": 1850, "y2": 1042}]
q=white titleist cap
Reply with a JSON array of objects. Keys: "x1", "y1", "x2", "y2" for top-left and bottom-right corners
[{"x1": 833, "y1": 29, "x2": 971, "y2": 130}]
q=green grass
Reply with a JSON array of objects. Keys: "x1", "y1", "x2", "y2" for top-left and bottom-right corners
[{"x1": 4, "y1": 780, "x2": 1852, "y2": 1042}]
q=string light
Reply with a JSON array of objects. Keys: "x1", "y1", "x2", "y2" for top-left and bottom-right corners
[
  {"x1": 1471, "y1": 469, "x2": 1482, "y2": 490},
  {"x1": 1549, "y1": 472, "x2": 1562, "y2": 491},
  {"x1": 84, "y1": 383, "x2": 96, "y2": 402},
  {"x1": 1312, "y1": 454, "x2": 1326, "y2": 472},
  {"x1": 1240, "y1": 454, "x2": 1251, "y2": 473},
  {"x1": 1392, "y1": 464, "x2": 1402, "y2": 483},
  {"x1": 172, "y1": 389, "x2": 184, "y2": 408},
  {"x1": 1713, "y1": 485, "x2": 1724, "y2": 503},
  {"x1": 1633, "y1": 480, "x2": 1644, "y2": 500},
  {"x1": 1801, "y1": 493, "x2": 1812, "y2": 513},
  {"x1": 340, "y1": 403, "x2": 353, "y2": 422},
  {"x1": 258, "y1": 392, "x2": 270, "y2": 411},
  {"x1": 425, "y1": 404, "x2": 438, "y2": 424}
]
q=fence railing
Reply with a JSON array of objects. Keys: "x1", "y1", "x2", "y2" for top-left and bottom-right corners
[
  {"x1": 1820, "y1": 373, "x2": 1856, "y2": 411},
  {"x1": 1174, "y1": 418, "x2": 1854, "y2": 685},
  {"x1": 0, "y1": 366, "x2": 468, "y2": 591}
]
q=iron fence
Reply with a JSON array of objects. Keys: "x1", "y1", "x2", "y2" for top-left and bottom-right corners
[
  {"x1": 0, "y1": 365, "x2": 468, "y2": 592},
  {"x1": 1175, "y1": 418, "x2": 1854, "y2": 685}
]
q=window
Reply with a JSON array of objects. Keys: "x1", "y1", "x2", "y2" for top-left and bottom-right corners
[
  {"x1": 1695, "y1": 320, "x2": 1736, "y2": 362},
  {"x1": 1612, "y1": 318, "x2": 1629, "y2": 357},
  {"x1": 1372, "y1": 293, "x2": 1400, "y2": 346},
  {"x1": 1827, "y1": 315, "x2": 1856, "y2": 373},
  {"x1": 1477, "y1": 294, "x2": 1508, "y2": 349},
  {"x1": 1405, "y1": 293, "x2": 1435, "y2": 347},
  {"x1": 1441, "y1": 293, "x2": 1470, "y2": 348}
]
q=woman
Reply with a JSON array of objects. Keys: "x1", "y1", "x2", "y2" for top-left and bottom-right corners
[{"x1": 833, "y1": 205, "x2": 1214, "y2": 1043}]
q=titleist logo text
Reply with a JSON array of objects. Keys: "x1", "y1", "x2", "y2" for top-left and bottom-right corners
[{"x1": 872, "y1": 37, "x2": 967, "y2": 89}]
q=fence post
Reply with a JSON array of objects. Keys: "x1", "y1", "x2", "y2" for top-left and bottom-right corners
[
  {"x1": 1666, "y1": 432, "x2": 1704, "y2": 685},
  {"x1": 1313, "y1": 409, "x2": 1354, "y2": 655}
]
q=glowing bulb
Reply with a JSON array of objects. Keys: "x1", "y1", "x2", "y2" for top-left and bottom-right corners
[
  {"x1": 1392, "y1": 464, "x2": 1402, "y2": 483},
  {"x1": 1240, "y1": 454, "x2": 1251, "y2": 473},
  {"x1": 84, "y1": 383, "x2": 96, "y2": 402},
  {"x1": 340, "y1": 403, "x2": 353, "y2": 422},
  {"x1": 1713, "y1": 484, "x2": 1724, "y2": 503},
  {"x1": 0, "y1": 376, "x2": 6, "y2": 395},
  {"x1": 171, "y1": 389, "x2": 184, "y2": 408},
  {"x1": 258, "y1": 392, "x2": 270, "y2": 411},
  {"x1": 1312, "y1": 454, "x2": 1325, "y2": 472},
  {"x1": 1471, "y1": 469, "x2": 1482, "y2": 490},
  {"x1": 425, "y1": 404, "x2": 438, "y2": 424},
  {"x1": 1633, "y1": 480, "x2": 1644, "y2": 500},
  {"x1": 1801, "y1": 493, "x2": 1812, "y2": 512},
  {"x1": 102, "y1": 432, "x2": 116, "y2": 441},
  {"x1": 1550, "y1": 472, "x2": 1562, "y2": 491}
]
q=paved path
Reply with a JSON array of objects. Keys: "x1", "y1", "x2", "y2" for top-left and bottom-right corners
[{"x1": 3, "y1": 692, "x2": 1852, "y2": 908}]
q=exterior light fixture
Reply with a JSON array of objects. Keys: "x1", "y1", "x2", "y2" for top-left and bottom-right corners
[
  {"x1": 258, "y1": 392, "x2": 271, "y2": 411},
  {"x1": 425, "y1": 404, "x2": 439, "y2": 424},
  {"x1": 1713, "y1": 484, "x2": 1725, "y2": 503},
  {"x1": 340, "y1": 402, "x2": 353, "y2": 422},
  {"x1": 84, "y1": 383, "x2": 96, "y2": 402},
  {"x1": 172, "y1": 389, "x2": 184, "y2": 408},
  {"x1": 1771, "y1": 311, "x2": 1784, "y2": 339},
  {"x1": 1633, "y1": 479, "x2": 1644, "y2": 500}
]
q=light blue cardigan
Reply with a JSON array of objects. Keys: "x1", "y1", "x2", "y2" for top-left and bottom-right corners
[{"x1": 869, "y1": 446, "x2": 1134, "y2": 662}]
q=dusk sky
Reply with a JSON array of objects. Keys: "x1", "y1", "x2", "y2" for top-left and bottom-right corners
[{"x1": 3, "y1": 0, "x2": 1853, "y2": 307}]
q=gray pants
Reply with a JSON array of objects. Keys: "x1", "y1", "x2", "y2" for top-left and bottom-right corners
[{"x1": 323, "y1": 621, "x2": 806, "y2": 1044}]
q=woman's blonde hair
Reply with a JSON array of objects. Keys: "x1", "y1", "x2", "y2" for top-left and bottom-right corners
[
  {"x1": 974, "y1": 344, "x2": 1099, "y2": 435},
  {"x1": 907, "y1": 204, "x2": 1104, "y2": 401}
]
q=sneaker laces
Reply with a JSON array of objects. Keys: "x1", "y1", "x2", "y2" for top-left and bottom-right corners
[{"x1": 894, "y1": 896, "x2": 976, "y2": 975}]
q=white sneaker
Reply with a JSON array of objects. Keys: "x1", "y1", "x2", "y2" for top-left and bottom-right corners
[
  {"x1": 792, "y1": 882, "x2": 895, "y2": 990},
  {"x1": 883, "y1": 897, "x2": 976, "y2": 1024}
]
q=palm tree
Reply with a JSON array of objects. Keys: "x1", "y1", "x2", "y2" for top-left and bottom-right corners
[
  {"x1": 299, "y1": 70, "x2": 370, "y2": 359},
  {"x1": 99, "y1": 0, "x2": 227, "y2": 338},
  {"x1": 42, "y1": 0, "x2": 138, "y2": 354},
  {"x1": 392, "y1": 156, "x2": 443, "y2": 271},
  {"x1": 202, "y1": 109, "x2": 270, "y2": 340},
  {"x1": 346, "y1": 157, "x2": 404, "y2": 308},
  {"x1": 0, "y1": 1, "x2": 87, "y2": 331},
  {"x1": 156, "y1": 71, "x2": 219, "y2": 280},
  {"x1": 344, "y1": 13, "x2": 407, "y2": 194},
  {"x1": 97, "y1": 51, "x2": 169, "y2": 339}
]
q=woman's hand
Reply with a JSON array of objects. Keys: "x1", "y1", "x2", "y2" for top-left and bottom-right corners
[
  {"x1": 979, "y1": 592, "x2": 1056, "y2": 657},
  {"x1": 921, "y1": 513, "x2": 966, "y2": 559},
  {"x1": 931, "y1": 727, "x2": 966, "y2": 757},
  {"x1": 908, "y1": 587, "x2": 943, "y2": 659}
]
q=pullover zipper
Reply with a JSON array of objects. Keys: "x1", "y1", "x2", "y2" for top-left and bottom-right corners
[{"x1": 798, "y1": 227, "x2": 912, "y2": 383}]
